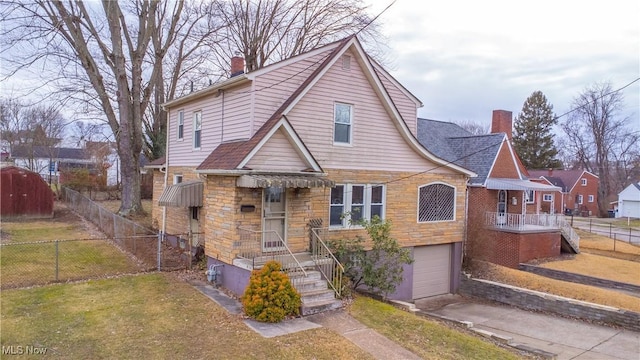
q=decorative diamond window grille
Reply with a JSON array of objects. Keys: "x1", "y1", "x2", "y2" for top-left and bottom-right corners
[{"x1": 418, "y1": 183, "x2": 455, "y2": 222}]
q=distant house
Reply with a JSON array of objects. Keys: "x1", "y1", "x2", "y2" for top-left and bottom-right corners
[
  {"x1": 528, "y1": 169, "x2": 599, "y2": 217},
  {"x1": 616, "y1": 182, "x2": 640, "y2": 218},
  {"x1": 0, "y1": 163, "x2": 54, "y2": 219},
  {"x1": 10, "y1": 145, "x2": 92, "y2": 184},
  {"x1": 417, "y1": 111, "x2": 579, "y2": 269}
]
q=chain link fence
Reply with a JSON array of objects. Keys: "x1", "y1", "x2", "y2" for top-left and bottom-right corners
[
  {"x1": 0, "y1": 189, "x2": 193, "y2": 289},
  {"x1": 0, "y1": 237, "x2": 148, "y2": 289},
  {"x1": 61, "y1": 187, "x2": 187, "y2": 270}
]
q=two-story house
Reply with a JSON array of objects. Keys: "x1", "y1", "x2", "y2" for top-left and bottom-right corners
[
  {"x1": 417, "y1": 111, "x2": 579, "y2": 269},
  {"x1": 528, "y1": 169, "x2": 599, "y2": 217},
  {"x1": 148, "y1": 36, "x2": 476, "y2": 310}
]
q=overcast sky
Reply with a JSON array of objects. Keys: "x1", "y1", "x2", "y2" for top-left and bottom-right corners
[{"x1": 368, "y1": 0, "x2": 640, "y2": 131}]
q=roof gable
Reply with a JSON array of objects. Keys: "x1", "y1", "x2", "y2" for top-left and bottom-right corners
[
  {"x1": 197, "y1": 116, "x2": 321, "y2": 173},
  {"x1": 487, "y1": 140, "x2": 522, "y2": 180},
  {"x1": 274, "y1": 37, "x2": 474, "y2": 177}
]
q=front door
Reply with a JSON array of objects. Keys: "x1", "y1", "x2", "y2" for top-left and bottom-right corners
[
  {"x1": 263, "y1": 186, "x2": 286, "y2": 251},
  {"x1": 497, "y1": 190, "x2": 507, "y2": 225}
]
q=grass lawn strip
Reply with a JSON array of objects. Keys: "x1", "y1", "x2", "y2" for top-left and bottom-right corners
[
  {"x1": 1, "y1": 273, "x2": 373, "y2": 360},
  {"x1": 539, "y1": 253, "x2": 640, "y2": 286},
  {"x1": 349, "y1": 296, "x2": 526, "y2": 360},
  {"x1": 473, "y1": 261, "x2": 640, "y2": 312}
]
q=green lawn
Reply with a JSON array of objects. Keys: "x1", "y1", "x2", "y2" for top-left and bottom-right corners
[
  {"x1": 349, "y1": 297, "x2": 525, "y2": 360},
  {"x1": 1, "y1": 273, "x2": 371, "y2": 360},
  {"x1": 0, "y1": 273, "x2": 528, "y2": 359}
]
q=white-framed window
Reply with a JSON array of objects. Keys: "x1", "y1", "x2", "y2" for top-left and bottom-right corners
[
  {"x1": 174, "y1": 174, "x2": 183, "y2": 184},
  {"x1": 543, "y1": 194, "x2": 554, "y2": 202},
  {"x1": 525, "y1": 190, "x2": 535, "y2": 204},
  {"x1": 418, "y1": 183, "x2": 455, "y2": 222},
  {"x1": 329, "y1": 184, "x2": 385, "y2": 227},
  {"x1": 177, "y1": 110, "x2": 184, "y2": 140},
  {"x1": 193, "y1": 111, "x2": 202, "y2": 149},
  {"x1": 581, "y1": 178, "x2": 587, "y2": 186},
  {"x1": 577, "y1": 194, "x2": 583, "y2": 204},
  {"x1": 588, "y1": 195, "x2": 594, "y2": 203},
  {"x1": 334, "y1": 103, "x2": 352, "y2": 144}
]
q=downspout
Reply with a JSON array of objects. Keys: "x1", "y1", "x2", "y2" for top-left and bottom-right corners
[
  {"x1": 462, "y1": 181, "x2": 469, "y2": 264},
  {"x1": 161, "y1": 108, "x2": 171, "y2": 238}
]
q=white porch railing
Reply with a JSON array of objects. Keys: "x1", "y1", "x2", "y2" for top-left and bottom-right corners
[
  {"x1": 235, "y1": 227, "x2": 307, "y2": 284},
  {"x1": 485, "y1": 212, "x2": 580, "y2": 252},
  {"x1": 311, "y1": 228, "x2": 344, "y2": 297}
]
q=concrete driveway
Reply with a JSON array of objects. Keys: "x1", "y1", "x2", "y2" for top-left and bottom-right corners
[{"x1": 416, "y1": 297, "x2": 639, "y2": 360}]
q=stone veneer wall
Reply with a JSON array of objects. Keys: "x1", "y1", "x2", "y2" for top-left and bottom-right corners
[
  {"x1": 155, "y1": 167, "x2": 468, "y2": 264},
  {"x1": 315, "y1": 169, "x2": 468, "y2": 248}
]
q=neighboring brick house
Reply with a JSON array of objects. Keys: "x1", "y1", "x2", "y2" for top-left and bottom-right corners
[
  {"x1": 528, "y1": 169, "x2": 599, "y2": 217},
  {"x1": 417, "y1": 111, "x2": 579, "y2": 269},
  {"x1": 148, "y1": 36, "x2": 477, "y2": 308}
]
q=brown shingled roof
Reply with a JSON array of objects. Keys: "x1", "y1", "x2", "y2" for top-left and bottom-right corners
[{"x1": 197, "y1": 36, "x2": 354, "y2": 171}]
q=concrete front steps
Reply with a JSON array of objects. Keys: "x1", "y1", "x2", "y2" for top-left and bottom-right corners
[{"x1": 289, "y1": 270, "x2": 343, "y2": 316}]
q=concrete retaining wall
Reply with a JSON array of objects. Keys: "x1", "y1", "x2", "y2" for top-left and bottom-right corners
[
  {"x1": 518, "y1": 264, "x2": 640, "y2": 294},
  {"x1": 459, "y1": 276, "x2": 640, "y2": 332}
]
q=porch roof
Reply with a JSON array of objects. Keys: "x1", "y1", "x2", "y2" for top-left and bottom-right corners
[
  {"x1": 158, "y1": 180, "x2": 204, "y2": 207},
  {"x1": 236, "y1": 174, "x2": 335, "y2": 188},
  {"x1": 485, "y1": 178, "x2": 561, "y2": 192}
]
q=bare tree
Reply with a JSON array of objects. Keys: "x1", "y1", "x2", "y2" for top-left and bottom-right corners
[
  {"x1": 561, "y1": 81, "x2": 632, "y2": 216},
  {"x1": 213, "y1": 0, "x2": 383, "y2": 73},
  {"x1": 454, "y1": 120, "x2": 490, "y2": 135},
  {"x1": 1, "y1": 1, "x2": 188, "y2": 216},
  {"x1": 0, "y1": 97, "x2": 65, "y2": 173}
]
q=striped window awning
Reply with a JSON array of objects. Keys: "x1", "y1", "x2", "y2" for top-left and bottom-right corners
[
  {"x1": 236, "y1": 174, "x2": 335, "y2": 188},
  {"x1": 158, "y1": 181, "x2": 204, "y2": 207}
]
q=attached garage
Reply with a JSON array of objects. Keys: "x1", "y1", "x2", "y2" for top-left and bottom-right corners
[{"x1": 412, "y1": 244, "x2": 452, "y2": 299}]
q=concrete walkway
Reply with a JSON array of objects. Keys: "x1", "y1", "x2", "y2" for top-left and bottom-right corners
[
  {"x1": 189, "y1": 280, "x2": 421, "y2": 360},
  {"x1": 414, "y1": 295, "x2": 640, "y2": 360}
]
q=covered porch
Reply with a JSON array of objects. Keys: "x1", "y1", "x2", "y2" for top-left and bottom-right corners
[{"x1": 482, "y1": 178, "x2": 579, "y2": 253}]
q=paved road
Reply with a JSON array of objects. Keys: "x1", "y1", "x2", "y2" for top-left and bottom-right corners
[
  {"x1": 418, "y1": 299, "x2": 639, "y2": 360},
  {"x1": 571, "y1": 219, "x2": 640, "y2": 245}
]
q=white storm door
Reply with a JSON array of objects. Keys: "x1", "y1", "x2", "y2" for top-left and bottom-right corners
[{"x1": 263, "y1": 186, "x2": 286, "y2": 251}]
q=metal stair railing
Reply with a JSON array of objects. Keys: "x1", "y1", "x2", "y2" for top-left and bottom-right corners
[
  {"x1": 235, "y1": 227, "x2": 307, "y2": 286},
  {"x1": 310, "y1": 227, "x2": 344, "y2": 297}
]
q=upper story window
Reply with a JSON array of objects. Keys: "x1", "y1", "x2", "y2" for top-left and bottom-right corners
[
  {"x1": 581, "y1": 178, "x2": 587, "y2": 186},
  {"x1": 177, "y1": 110, "x2": 184, "y2": 140},
  {"x1": 543, "y1": 194, "x2": 554, "y2": 202},
  {"x1": 418, "y1": 183, "x2": 455, "y2": 222},
  {"x1": 330, "y1": 184, "x2": 385, "y2": 227},
  {"x1": 334, "y1": 103, "x2": 352, "y2": 144},
  {"x1": 525, "y1": 190, "x2": 535, "y2": 204},
  {"x1": 193, "y1": 111, "x2": 202, "y2": 149},
  {"x1": 577, "y1": 194, "x2": 584, "y2": 204},
  {"x1": 588, "y1": 195, "x2": 594, "y2": 203},
  {"x1": 174, "y1": 174, "x2": 183, "y2": 184}
]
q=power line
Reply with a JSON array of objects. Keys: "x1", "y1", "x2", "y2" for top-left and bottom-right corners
[{"x1": 554, "y1": 77, "x2": 640, "y2": 121}]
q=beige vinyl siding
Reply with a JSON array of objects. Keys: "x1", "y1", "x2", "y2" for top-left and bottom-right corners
[
  {"x1": 375, "y1": 68, "x2": 419, "y2": 136},
  {"x1": 286, "y1": 49, "x2": 450, "y2": 173},
  {"x1": 252, "y1": 50, "x2": 332, "y2": 131},
  {"x1": 167, "y1": 84, "x2": 252, "y2": 166},
  {"x1": 245, "y1": 128, "x2": 309, "y2": 171}
]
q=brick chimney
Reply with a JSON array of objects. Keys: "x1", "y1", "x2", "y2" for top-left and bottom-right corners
[
  {"x1": 548, "y1": 168, "x2": 553, "y2": 177},
  {"x1": 230, "y1": 54, "x2": 245, "y2": 77},
  {"x1": 491, "y1": 110, "x2": 513, "y2": 139}
]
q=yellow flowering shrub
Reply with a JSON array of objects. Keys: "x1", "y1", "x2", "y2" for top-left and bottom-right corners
[{"x1": 241, "y1": 261, "x2": 301, "y2": 322}]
